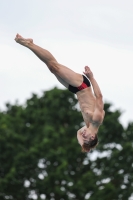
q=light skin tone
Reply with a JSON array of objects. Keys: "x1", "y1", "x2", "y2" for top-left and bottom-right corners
[{"x1": 14, "y1": 34, "x2": 105, "y2": 149}]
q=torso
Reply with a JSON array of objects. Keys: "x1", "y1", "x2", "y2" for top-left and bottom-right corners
[{"x1": 76, "y1": 87, "x2": 104, "y2": 127}]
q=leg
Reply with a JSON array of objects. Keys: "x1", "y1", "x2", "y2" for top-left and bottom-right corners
[
  {"x1": 55, "y1": 74, "x2": 69, "y2": 88},
  {"x1": 15, "y1": 34, "x2": 83, "y2": 87}
]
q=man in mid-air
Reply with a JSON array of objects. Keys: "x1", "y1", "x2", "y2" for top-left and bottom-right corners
[{"x1": 15, "y1": 33, "x2": 105, "y2": 152}]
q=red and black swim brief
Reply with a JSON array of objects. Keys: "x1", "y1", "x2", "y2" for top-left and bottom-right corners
[{"x1": 68, "y1": 75, "x2": 91, "y2": 94}]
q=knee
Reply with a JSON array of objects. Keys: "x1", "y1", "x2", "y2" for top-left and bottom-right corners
[{"x1": 48, "y1": 61, "x2": 59, "y2": 74}]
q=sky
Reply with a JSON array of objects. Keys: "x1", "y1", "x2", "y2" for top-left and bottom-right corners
[{"x1": 0, "y1": 0, "x2": 133, "y2": 128}]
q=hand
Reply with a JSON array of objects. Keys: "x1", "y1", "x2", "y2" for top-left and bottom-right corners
[{"x1": 83, "y1": 66, "x2": 93, "y2": 79}]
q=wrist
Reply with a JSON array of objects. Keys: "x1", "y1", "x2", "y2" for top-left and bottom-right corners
[{"x1": 88, "y1": 76, "x2": 94, "y2": 81}]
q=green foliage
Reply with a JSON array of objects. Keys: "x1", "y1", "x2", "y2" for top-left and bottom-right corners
[{"x1": 0, "y1": 88, "x2": 133, "y2": 200}]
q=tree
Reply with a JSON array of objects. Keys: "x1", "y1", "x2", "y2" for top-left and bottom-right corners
[{"x1": 0, "y1": 88, "x2": 133, "y2": 200}]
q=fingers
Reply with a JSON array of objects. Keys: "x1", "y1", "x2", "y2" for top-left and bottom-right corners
[
  {"x1": 85, "y1": 66, "x2": 89, "y2": 69},
  {"x1": 85, "y1": 66, "x2": 90, "y2": 72}
]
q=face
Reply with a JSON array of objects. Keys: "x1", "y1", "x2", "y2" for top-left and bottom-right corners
[{"x1": 77, "y1": 127, "x2": 96, "y2": 146}]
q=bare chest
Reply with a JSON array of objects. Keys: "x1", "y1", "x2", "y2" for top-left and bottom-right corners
[
  {"x1": 77, "y1": 88, "x2": 96, "y2": 112},
  {"x1": 81, "y1": 110, "x2": 93, "y2": 126}
]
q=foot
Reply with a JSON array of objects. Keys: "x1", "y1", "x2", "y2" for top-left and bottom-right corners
[{"x1": 14, "y1": 33, "x2": 33, "y2": 47}]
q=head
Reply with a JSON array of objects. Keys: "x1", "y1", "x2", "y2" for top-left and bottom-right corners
[{"x1": 77, "y1": 127, "x2": 98, "y2": 152}]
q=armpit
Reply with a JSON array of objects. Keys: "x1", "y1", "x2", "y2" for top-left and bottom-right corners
[{"x1": 90, "y1": 120, "x2": 102, "y2": 127}]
